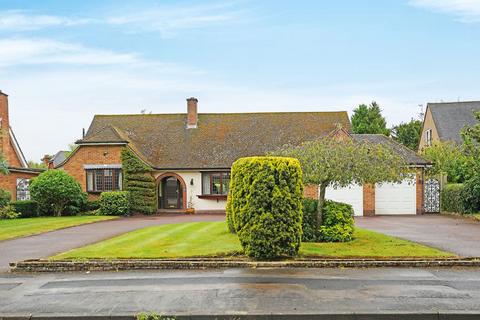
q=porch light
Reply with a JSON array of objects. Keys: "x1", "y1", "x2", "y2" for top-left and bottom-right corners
[{"x1": 190, "y1": 178, "x2": 194, "y2": 186}]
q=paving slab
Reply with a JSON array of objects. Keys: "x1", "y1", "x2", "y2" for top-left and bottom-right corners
[
  {"x1": 356, "y1": 215, "x2": 480, "y2": 257},
  {"x1": 0, "y1": 214, "x2": 224, "y2": 272}
]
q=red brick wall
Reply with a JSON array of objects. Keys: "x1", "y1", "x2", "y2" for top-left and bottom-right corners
[
  {"x1": 363, "y1": 184, "x2": 375, "y2": 216},
  {"x1": 416, "y1": 169, "x2": 424, "y2": 215},
  {"x1": 303, "y1": 184, "x2": 318, "y2": 199},
  {"x1": 58, "y1": 145, "x2": 124, "y2": 199},
  {"x1": 0, "y1": 92, "x2": 23, "y2": 167},
  {"x1": 0, "y1": 171, "x2": 39, "y2": 201}
]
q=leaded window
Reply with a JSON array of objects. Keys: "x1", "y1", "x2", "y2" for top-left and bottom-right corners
[
  {"x1": 86, "y1": 169, "x2": 122, "y2": 193},
  {"x1": 16, "y1": 178, "x2": 30, "y2": 201}
]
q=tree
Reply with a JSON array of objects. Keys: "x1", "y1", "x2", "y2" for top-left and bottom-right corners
[
  {"x1": 351, "y1": 101, "x2": 390, "y2": 135},
  {"x1": 27, "y1": 160, "x2": 47, "y2": 169},
  {"x1": 0, "y1": 152, "x2": 8, "y2": 175},
  {"x1": 29, "y1": 170, "x2": 85, "y2": 216},
  {"x1": 273, "y1": 138, "x2": 405, "y2": 229},
  {"x1": 422, "y1": 142, "x2": 472, "y2": 183},
  {"x1": 391, "y1": 119, "x2": 423, "y2": 150},
  {"x1": 461, "y1": 111, "x2": 480, "y2": 175}
]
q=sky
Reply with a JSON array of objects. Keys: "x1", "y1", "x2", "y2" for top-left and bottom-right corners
[{"x1": 1, "y1": 0, "x2": 480, "y2": 162}]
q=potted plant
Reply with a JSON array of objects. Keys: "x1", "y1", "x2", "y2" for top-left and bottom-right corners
[{"x1": 186, "y1": 196, "x2": 195, "y2": 214}]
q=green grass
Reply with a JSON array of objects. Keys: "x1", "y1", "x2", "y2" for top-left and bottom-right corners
[
  {"x1": 54, "y1": 221, "x2": 454, "y2": 259},
  {"x1": 0, "y1": 216, "x2": 116, "y2": 241}
]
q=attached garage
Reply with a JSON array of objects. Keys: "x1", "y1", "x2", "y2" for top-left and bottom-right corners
[
  {"x1": 326, "y1": 185, "x2": 363, "y2": 216},
  {"x1": 375, "y1": 179, "x2": 417, "y2": 215}
]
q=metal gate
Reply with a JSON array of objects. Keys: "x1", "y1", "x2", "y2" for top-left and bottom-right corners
[{"x1": 424, "y1": 178, "x2": 440, "y2": 213}]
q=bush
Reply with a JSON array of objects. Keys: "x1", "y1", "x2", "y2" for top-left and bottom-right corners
[
  {"x1": 99, "y1": 191, "x2": 131, "y2": 216},
  {"x1": 29, "y1": 170, "x2": 84, "y2": 216},
  {"x1": 319, "y1": 200, "x2": 355, "y2": 242},
  {"x1": 0, "y1": 204, "x2": 20, "y2": 219},
  {"x1": 85, "y1": 199, "x2": 101, "y2": 211},
  {"x1": 10, "y1": 200, "x2": 39, "y2": 218},
  {"x1": 122, "y1": 149, "x2": 156, "y2": 214},
  {"x1": 228, "y1": 156, "x2": 304, "y2": 260},
  {"x1": 441, "y1": 184, "x2": 466, "y2": 214},
  {"x1": 0, "y1": 189, "x2": 11, "y2": 208},
  {"x1": 302, "y1": 198, "x2": 318, "y2": 242},
  {"x1": 463, "y1": 175, "x2": 480, "y2": 214}
]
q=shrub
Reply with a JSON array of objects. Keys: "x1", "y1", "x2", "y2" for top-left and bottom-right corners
[
  {"x1": 10, "y1": 200, "x2": 39, "y2": 218},
  {"x1": 0, "y1": 188, "x2": 11, "y2": 208},
  {"x1": 29, "y1": 170, "x2": 84, "y2": 216},
  {"x1": 319, "y1": 200, "x2": 355, "y2": 242},
  {"x1": 0, "y1": 204, "x2": 20, "y2": 219},
  {"x1": 85, "y1": 199, "x2": 101, "y2": 211},
  {"x1": 441, "y1": 184, "x2": 466, "y2": 214},
  {"x1": 122, "y1": 148, "x2": 156, "y2": 214},
  {"x1": 302, "y1": 198, "x2": 318, "y2": 242},
  {"x1": 99, "y1": 191, "x2": 130, "y2": 216},
  {"x1": 463, "y1": 175, "x2": 480, "y2": 214},
  {"x1": 228, "y1": 156, "x2": 304, "y2": 260}
]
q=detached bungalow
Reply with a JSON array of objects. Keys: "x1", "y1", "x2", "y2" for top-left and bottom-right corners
[
  {"x1": 0, "y1": 91, "x2": 43, "y2": 200},
  {"x1": 56, "y1": 98, "x2": 428, "y2": 216}
]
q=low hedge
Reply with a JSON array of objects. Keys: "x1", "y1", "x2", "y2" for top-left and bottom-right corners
[
  {"x1": 463, "y1": 175, "x2": 480, "y2": 214},
  {"x1": 319, "y1": 200, "x2": 355, "y2": 242},
  {"x1": 441, "y1": 184, "x2": 466, "y2": 214},
  {"x1": 99, "y1": 191, "x2": 131, "y2": 216},
  {"x1": 302, "y1": 198, "x2": 318, "y2": 242},
  {"x1": 228, "y1": 156, "x2": 304, "y2": 260},
  {"x1": 0, "y1": 189, "x2": 11, "y2": 208},
  {"x1": 10, "y1": 200, "x2": 39, "y2": 218}
]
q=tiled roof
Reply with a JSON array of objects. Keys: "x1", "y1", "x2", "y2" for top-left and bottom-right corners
[
  {"x1": 79, "y1": 111, "x2": 351, "y2": 169},
  {"x1": 428, "y1": 101, "x2": 480, "y2": 144},
  {"x1": 353, "y1": 134, "x2": 430, "y2": 166}
]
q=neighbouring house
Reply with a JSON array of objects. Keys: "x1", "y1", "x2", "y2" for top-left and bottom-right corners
[
  {"x1": 418, "y1": 101, "x2": 480, "y2": 152},
  {"x1": 0, "y1": 91, "x2": 43, "y2": 200},
  {"x1": 42, "y1": 151, "x2": 69, "y2": 169},
  {"x1": 56, "y1": 97, "x2": 429, "y2": 216}
]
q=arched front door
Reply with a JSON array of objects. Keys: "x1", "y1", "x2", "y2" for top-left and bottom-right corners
[{"x1": 159, "y1": 176, "x2": 183, "y2": 209}]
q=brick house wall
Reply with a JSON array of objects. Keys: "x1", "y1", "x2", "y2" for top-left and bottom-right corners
[
  {"x1": 363, "y1": 184, "x2": 375, "y2": 216},
  {"x1": 303, "y1": 184, "x2": 318, "y2": 199},
  {"x1": 0, "y1": 92, "x2": 23, "y2": 167},
  {"x1": 58, "y1": 145, "x2": 124, "y2": 199},
  {"x1": 0, "y1": 170, "x2": 38, "y2": 201}
]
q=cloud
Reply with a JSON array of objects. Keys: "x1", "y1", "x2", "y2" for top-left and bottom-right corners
[
  {"x1": 0, "y1": 38, "x2": 139, "y2": 67},
  {"x1": 0, "y1": 10, "x2": 91, "y2": 31},
  {"x1": 0, "y1": 2, "x2": 244, "y2": 36},
  {"x1": 409, "y1": 0, "x2": 480, "y2": 22}
]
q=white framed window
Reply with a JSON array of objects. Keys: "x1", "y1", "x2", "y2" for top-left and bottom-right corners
[
  {"x1": 16, "y1": 178, "x2": 30, "y2": 201},
  {"x1": 426, "y1": 129, "x2": 432, "y2": 147}
]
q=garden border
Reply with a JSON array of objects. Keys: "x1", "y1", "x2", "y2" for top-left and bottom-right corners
[{"x1": 10, "y1": 257, "x2": 480, "y2": 272}]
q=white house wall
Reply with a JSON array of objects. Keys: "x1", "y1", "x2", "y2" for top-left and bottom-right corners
[{"x1": 154, "y1": 171, "x2": 227, "y2": 212}]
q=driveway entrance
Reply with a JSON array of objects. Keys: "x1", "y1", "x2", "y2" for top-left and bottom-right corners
[{"x1": 356, "y1": 215, "x2": 480, "y2": 257}]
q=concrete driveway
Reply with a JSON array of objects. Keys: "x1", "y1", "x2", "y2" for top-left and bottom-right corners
[
  {"x1": 356, "y1": 215, "x2": 480, "y2": 257},
  {"x1": 0, "y1": 214, "x2": 224, "y2": 272}
]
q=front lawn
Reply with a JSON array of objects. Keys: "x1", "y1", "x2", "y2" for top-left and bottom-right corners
[
  {"x1": 0, "y1": 216, "x2": 116, "y2": 241},
  {"x1": 54, "y1": 221, "x2": 454, "y2": 259}
]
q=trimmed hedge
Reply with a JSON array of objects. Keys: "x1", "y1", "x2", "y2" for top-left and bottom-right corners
[
  {"x1": 99, "y1": 191, "x2": 131, "y2": 216},
  {"x1": 463, "y1": 175, "x2": 480, "y2": 214},
  {"x1": 0, "y1": 188, "x2": 11, "y2": 208},
  {"x1": 227, "y1": 156, "x2": 304, "y2": 260},
  {"x1": 10, "y1": 200, "x2": 39, "y2": 218},
  {"x1": 319, "y1": 200, "x2": 355, "y2": 242},
  {"x1": 441, "y1": 184, "x2": 466, "y2": 214},
  {"x1": 302, "y1": 198, "x2": 318, "y2": 242},
  {"x1": 121, "y1": 148, "x2": 156, "y2": 214}
]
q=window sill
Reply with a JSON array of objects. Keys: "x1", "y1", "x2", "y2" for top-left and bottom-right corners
[{"x1": 197, "y1": 195, "x2": 228, "y2": 200}]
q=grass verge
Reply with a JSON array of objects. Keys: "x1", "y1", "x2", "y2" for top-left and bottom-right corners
[
  {"x1": 0, "y1": 216, "x2": 116, "y2": 241},
  {"x1": 53, "y1": 221, "x2": 454, "y2": 259}
]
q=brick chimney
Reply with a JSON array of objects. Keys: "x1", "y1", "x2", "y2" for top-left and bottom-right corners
[
  {"x1": 0, "y1": 90, "x2": 10, "y2": 159},
  {"x1": 186, "y1": 97, "x2": 198, "y2": 129},
  {"x1": 42, "y1": 155, "x2": 52, "y2": 169}
]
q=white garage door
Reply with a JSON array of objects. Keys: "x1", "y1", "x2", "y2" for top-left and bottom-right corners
[
  {"x1": 375, "y1": 179, "x2": 416, "y2": 215},
  {"x1": 326, "y1": 185, "x2": 363, "y2": 216}
]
